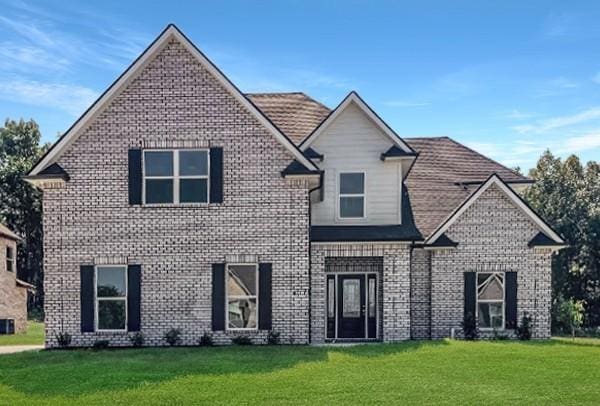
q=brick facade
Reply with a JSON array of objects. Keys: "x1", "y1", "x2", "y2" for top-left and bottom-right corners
[
  {"x1": 428, "y1": 184, "x2": 553, "y2": 339},
  {"x1": 42, "y1": 39, "x2": 312, "y2": 348},
  {"x1": 0, "y1": 237, "x2": 27, "y2": 333}
]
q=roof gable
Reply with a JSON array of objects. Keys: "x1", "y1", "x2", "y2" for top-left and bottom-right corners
[
  {"x1": 425, "y1": 174, "x2": 564, "y2": 245},
  {"x1": 299, "y1": 91, "x2": 415, "y2": 154},
  {"x1": 28, "y1": 24, "x2": 317, "y2": 177}
]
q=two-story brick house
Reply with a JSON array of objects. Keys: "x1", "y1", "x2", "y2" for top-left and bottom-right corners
[{"x1": 26, "y1": 25, "x2": 565, "y2": 347}]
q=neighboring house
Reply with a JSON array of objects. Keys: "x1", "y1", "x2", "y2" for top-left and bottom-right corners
[
  {"x1": 0, "y1": 223, "x2": 32, "y2": 334},
  {"x1": 25, "y1": 25, "x2": 565, "y2": 348}
]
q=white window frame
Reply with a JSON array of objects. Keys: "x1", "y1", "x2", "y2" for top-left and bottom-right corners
[
  {"x1": 142, "y1": 149, "x2": 210, "y2": 205},
  {"x1": 95, "y1": 265, "x2": 128, "y2": 333},
  {"x1": 337, "y1": 171, "x2": 366, "y2": 219},
  {"x1": 476, "y1": 272, "x2": 505, "y2": 331},
  {"x1": 6, "y1": 246, "x2": 15, "y2": 272},
  {"x1": 225, "y1": 263, "x2": 259, "y2": 331}
]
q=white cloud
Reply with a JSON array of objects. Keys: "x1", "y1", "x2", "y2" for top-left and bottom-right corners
[
  {"x1": 513, "y1": 107, "x2": 600, "y2": 134},
  {"x1": 0, "y1": 79, "x2": 98, "y2": 116},
  {"x1": 501, "y1": 109, "x2": 535, "y2": 120},
  {"x1": 558, "y1": 132, "x2": 600, "y2": 154}
]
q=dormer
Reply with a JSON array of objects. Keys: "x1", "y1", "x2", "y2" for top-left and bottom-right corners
[{"x1": 301, "y1": 92, "x2": 417, "y2": 226}]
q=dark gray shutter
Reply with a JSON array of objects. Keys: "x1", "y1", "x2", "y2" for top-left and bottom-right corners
[
  {"x1": 212, "y1": 263, "x2": 225, "y2": 331},
  {"x1": 80, "y1": 265, "x2": 95, "y2": 333},
  {"x1": 258, "y1": 263, "x2": 272, "y2": 330},
  {"x1": 505, "y1": 272, "x2": 518, "y2": 329},
  {"x1": 127, "y1": 265, "x2": 141, "y2": 332},
  {"x1": 464, "y1": 272, "x2": 476, "y2": 319},
  {"x1": 209, "y1": 147, "x2": 223, "y2": 203},
  {"x1": 128, "y1": 149, "x2": 142, "y2": 205}
]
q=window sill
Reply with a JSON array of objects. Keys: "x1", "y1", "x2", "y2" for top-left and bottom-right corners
[
  {"x1": 136, "y1": 203, "x2": 216, "y2": 208},
  {"x1": 94, "y1": 330, "x2": 129, "y2": 335}
]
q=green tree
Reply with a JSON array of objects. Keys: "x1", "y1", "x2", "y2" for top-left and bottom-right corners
[
  {"x1": 0, "y1": 119, "x2": 49, "y2": 312},
  {"x1": 526, "y1": 150, "x2": 600, "y2": 330}
]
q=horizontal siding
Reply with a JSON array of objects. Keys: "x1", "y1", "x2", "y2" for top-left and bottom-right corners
[{"x1": 311, "y1": 102, "x2": 401, "y2": 225}]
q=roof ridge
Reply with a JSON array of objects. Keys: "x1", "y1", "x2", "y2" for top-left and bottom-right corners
[
  {"x1": 404, "y1": 136, "x2": 450, "y2": 140},
  {"x1": 245, "y1": 91, "x2": 307, "y2": 96}
]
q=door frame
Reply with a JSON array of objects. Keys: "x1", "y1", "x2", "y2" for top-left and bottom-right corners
[{"x1": 326, "y1": 272, "x2": 379, "y2": 341}]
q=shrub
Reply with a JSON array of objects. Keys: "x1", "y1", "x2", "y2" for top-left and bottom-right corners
[
  {"x1": 516, "y1": 314, "x2": 532, "y2": 340},
  {"x1": 165, "y1": 329, "x2": 182, "y2": 346},
  {"x1": 557, "y1": 298, "x2": 585, "y2": 339},
  {"x1": 461, "y1": 312, "x2": 479, "y2": 340},
  {"x1": 199, "y1": 332, "x2": 213, "y2": 347},
  {"x1": 130, "y1": 332, "x2": 145, "y2": 347},
  {"x1": 267, "y1": 330, "x2": 280, "y2": 345},
  {"x1": 232, "y1": 335, "x2": 252, "y2": 345},
  {"x1": 92, "y1": 340, "x2": 110, "y2": 350},
  {"x1": 55, "y1": 332, "x2": 72, "y2": 348}
]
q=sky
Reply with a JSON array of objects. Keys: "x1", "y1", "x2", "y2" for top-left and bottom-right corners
[{"x1": 1, "y1": 0, "x2": 600, "y2": 171}]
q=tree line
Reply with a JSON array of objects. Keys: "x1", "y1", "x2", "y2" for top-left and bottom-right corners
[{"x1": 1, "y1": 118, "x2": 598, "y2": 333}]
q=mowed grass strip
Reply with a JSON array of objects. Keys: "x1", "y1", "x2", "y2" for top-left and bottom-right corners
[
  {"x1": 0, "y1": 321, "x2": 44, "y2": 346},
  {"x1": 0, "y1": 339, "x2": 598, "y2": 405}
]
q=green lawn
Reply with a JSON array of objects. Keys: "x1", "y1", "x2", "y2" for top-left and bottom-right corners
[
  {"x1": 0, "y1": 339, "x2": 599, "y2": 405},
  {"x1": 0, "y1": 321, "x2": 44, "y2": 346}
]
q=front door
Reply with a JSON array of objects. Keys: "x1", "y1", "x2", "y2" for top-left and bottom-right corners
[{"x1": 337, "y1": 275, "x2": 366, "y2": 338}]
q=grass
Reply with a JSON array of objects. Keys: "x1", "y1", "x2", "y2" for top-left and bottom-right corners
[
  {"x1": 0, "y1": 338, "x2": 599, "y2": 405},
  {"x1": 0, "y1": 321, "x2": 44, "y2": 346}
]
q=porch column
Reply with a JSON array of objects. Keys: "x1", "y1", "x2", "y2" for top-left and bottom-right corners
[{"x1": 382, "y1": 245, "x2": 411, "y2": 342}]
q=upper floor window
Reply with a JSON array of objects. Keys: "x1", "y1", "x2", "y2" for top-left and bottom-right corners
[
  {"x1": 227, "y1": 264, "x2": 258, "y2": 330},
  {"x1": 96, "y1": 266, "x2": 127, "y2": 332},
  {"x1": 6, "y1": 246, "x2": 14, "y2": 272},
  {"x1": 339, "y1": 172, "x2": 365, "y2": 218},
  {"x1": 477, "y1": 272, "x2": 504, "y2": 329},
  {"x1": 143, "y1": 149, "x2": 209, "y2": 204}
]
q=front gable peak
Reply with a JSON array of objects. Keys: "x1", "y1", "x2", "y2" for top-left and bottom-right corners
[
  {"x1": 27, "y1": 24, "x2": 317, "y2": 179},
  {"x1": 425, "y1": 174, "x2": 565, "y2": 247},
  {"x1": 299, "y1": 91, "x2": 415, "y2": 155}
]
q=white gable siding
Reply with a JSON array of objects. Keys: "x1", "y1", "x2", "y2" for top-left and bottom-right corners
[{"x1": 310, "y1": 102, "x2": 402, "y2": 225}]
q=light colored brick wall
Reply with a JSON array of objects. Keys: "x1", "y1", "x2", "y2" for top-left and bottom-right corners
[
  {"x1": 310, "y1": 243, "x2": 411, "y2": 343},
  {"x1": 429, "y1": 184, "x2": 553, "y2": 339},
  {"x1": 410, "y1": 248, "x2": 431, "y2": 339},
  {"x1": 0, "y1": 237, "x2": 27, "y2": 333},
  {"x1": 42, "y1": 38, "x2": 311, "y2": 348}
]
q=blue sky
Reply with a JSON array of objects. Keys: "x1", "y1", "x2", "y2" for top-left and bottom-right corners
[{"x1": 1, "y1": 0, "x2": 600, "y2": 171}]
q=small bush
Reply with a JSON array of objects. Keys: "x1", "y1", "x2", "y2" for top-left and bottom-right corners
[
  {"x1": 130, "y1": 332, "x2": 145, "y2": 347},
  {"x1": 461, "y1": 312, "x2": 479, "y2": 340},
  {"x1": 199, "y1": 332, "x2": 213, "y2": 347},
  {"x1": 492, "y1": 330, "x2": 510, "y2": 340},
  {"x1": 232, "y1": 335, "x2": 252, "y2": 345},
  {"x1": 92, "y1": 340, "x2": 110, "y2": 350},
  {"x1": 516, "y1": 314, "x2": 532, "y2": 341},
  {"x1": 165, "y1": 328, "x2": 182, "y2": 346},
  {"x1": 55, "y1": 332, "x2": 72, "y2": 348},
  {"x1": 267, "y1": 330, "x2": 280, "y2": 345}
]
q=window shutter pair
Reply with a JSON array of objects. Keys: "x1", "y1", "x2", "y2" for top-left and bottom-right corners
[
  {"x1": 212, "y1": 263, "x2": 272, "y2": 331},
  {"x1": 463, "y1": 272, "x2": 517, "y2": 329},
  {"x1": 80, "y1": 265, "x2": 141, "y2": 333},
  {"x1": 128, "y1": 147, "x2": 223, "y2": 204}
]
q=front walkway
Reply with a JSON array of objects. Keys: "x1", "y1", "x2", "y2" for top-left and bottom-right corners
[{"x1": 0, "y1": 345, "x2": 44, "y2": 355}]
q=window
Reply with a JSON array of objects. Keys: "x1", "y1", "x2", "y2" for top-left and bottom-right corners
[
  {"x1": 6, "y1": 246, "x2": 14, "y2": 272},
  {"x1": 227, "y1": 264, "x2": 258, "y2": 330},
  {"x1": 477, "y1": 272, "x2": 505, "y2": 329},
  {"x1": 143, "y1": 149, "x2": 209, "y2": 204},
  {"x1": 96, "y1": 266, "x2": 127, "y2": 331},
  {"x1": 339, "y1": 172, "x2": 365, "y2": 218}
]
